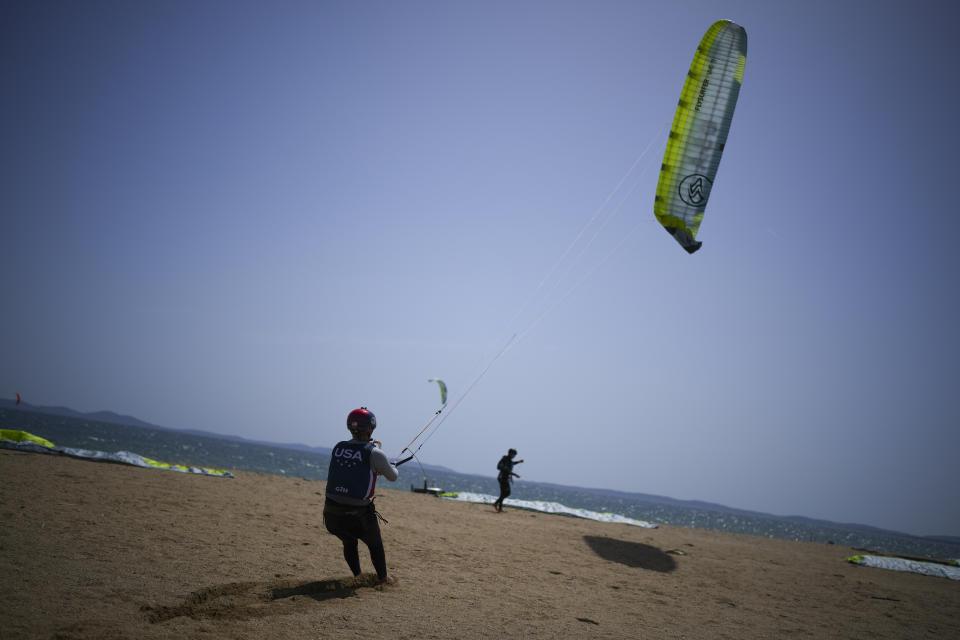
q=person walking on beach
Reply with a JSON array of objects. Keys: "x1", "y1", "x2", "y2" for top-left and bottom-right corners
[
  {"x1": 493, "y1": 448, "x2": 523, "y2": 512},
  {"x1": 324, "y1": 407, "x2": 398, "y2": 584}
]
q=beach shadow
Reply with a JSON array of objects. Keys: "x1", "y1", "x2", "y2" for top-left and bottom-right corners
[
  {"x1": 583, "y1": 536, "x2": 677, "y2": 572},
  {"x1": 270, "y1": 575, "x2": 381, "y2": 602}
]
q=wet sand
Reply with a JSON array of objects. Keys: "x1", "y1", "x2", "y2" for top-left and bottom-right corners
[{"x1": 1, "y1": 449, "x2": 957, "y2": 639}]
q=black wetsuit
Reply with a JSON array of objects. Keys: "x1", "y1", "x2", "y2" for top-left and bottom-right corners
[
  {"x1": 494, "y1": 455, "x2": 516, "y2": 509},
  {"x1": 323, "y1": 499, "x2": 388, "y2": 579}
]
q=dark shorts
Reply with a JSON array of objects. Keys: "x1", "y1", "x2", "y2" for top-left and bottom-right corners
[{"x1": 323, "y1": 499, "x2": 381, "y2": 543}]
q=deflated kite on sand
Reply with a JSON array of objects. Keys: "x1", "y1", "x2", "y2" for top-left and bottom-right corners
[{"x1": 0, "y1": 429, "x2": 233, "y2": 477}]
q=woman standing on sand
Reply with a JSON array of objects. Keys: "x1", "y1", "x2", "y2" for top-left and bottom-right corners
[
  {"x1": 493, "y1": 448, "x2": 523, "y2": 512},
  {"x1": 323, "y1": 407, "x2": 398, "y2": 584}
]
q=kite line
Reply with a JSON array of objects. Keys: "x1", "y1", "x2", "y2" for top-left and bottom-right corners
[{"x1": 393, "y1": 125, "x2": 664, "y2": 463}]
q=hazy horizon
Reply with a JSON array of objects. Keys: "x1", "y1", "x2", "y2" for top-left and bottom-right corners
[{"x1": 4, "y1": 400, "x2": 958, "y2": 541}]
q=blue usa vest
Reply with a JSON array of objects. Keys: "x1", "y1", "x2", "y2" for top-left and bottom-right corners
[{"x1": 326, "y1": 441, "x2": 377, "y2": 502}]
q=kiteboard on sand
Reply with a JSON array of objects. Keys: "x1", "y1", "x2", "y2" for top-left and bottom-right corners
[{"x1": 410, "y1": 479, "x2": 444, "y2": 495}]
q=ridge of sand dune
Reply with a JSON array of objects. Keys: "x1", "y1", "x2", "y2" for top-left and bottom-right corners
[{"x1": 1, "y1": 451, "x2": 957, "y2": 639}]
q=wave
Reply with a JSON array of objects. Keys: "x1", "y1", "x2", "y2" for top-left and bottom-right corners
[{"x1": 441, "y1": 491, "x2": 657, "y2": 528}]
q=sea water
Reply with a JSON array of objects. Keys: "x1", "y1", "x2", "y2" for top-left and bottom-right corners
[{"x1": 3, "y1": 408, "x2": 958, "y2": 562}]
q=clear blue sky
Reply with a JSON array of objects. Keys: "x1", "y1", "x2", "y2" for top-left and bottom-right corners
[{"x1": 3, "y1": 0, "x2": 958, "y2": 537}]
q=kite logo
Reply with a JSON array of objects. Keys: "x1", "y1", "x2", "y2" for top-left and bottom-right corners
[
  {"x1": 679, "y1": 174, "x2": 712, "y2": 207},
  {"x1": 695, "y1": 59, "x2": 716, "y2": 112}
]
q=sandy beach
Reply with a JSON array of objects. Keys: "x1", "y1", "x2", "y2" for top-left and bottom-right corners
[{"x1": 1, "y1": 449, "x2": 957, "y2": 639}]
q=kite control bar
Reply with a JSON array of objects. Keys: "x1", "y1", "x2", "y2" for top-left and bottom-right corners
[{"x1": 394, "y1": 454, "x2": 415, "y2": 467}]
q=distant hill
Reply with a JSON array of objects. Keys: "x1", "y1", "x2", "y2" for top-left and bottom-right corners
[
  {"x1": 0, "y1": 399, "x2": 333, "y2": 456},
  {"x1": 0, "y1": 399, "x2": 159, "y2": 430}
]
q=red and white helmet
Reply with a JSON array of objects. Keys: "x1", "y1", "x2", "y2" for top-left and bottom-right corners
[{"x1": 346, "y1": 407, "x2": 376, "y2": 433}]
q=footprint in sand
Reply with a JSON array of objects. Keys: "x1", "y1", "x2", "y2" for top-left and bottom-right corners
[{"x1": 142, "y1": 575, "x2": 392, "y2": 623}]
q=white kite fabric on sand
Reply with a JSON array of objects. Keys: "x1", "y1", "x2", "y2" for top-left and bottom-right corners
[
  {"x1": 847, "y1": 555, "x2": 960, "y2": 580},
  {"x1": 441, "y1": 491, "x2": 657, "y2": 528},
  {"x1": 0, "y1": 429, "x2": 233, "y2": 478}
]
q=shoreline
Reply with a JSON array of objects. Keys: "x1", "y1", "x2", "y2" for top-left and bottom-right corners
[
  {"x1": 3, "y1": 412, "x2": 956, "y2": 560},
  {"x1": 2, "y1": 450, "x2": 958, "y2": 639}
]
